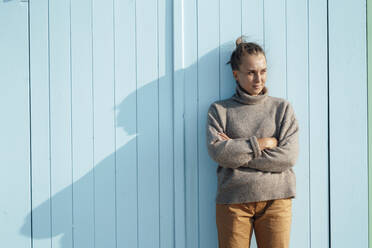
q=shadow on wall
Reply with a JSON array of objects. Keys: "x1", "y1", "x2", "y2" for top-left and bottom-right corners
[{"x1": 18, "y1": 36, "x2": 243, "y2": 246}]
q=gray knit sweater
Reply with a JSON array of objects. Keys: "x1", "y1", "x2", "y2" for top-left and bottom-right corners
[{"x1": 206, "y1": 84, "x2": 299, "y2": 204}]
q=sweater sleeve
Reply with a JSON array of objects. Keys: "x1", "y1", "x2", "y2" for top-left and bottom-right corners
[
  {"x1": 206, "y1": 103, "x2": 262, "y2": 169},
  {"x1": 242, "y1": 103, "x2": 299, "y2": 173}
]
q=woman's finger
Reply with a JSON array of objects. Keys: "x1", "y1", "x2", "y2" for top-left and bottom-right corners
[
  {"x1": 218, "y1": 132, "x2": 226, "y2": 138},
  {"x1": 218, "y1": 132, "x2": 230, "y2": 140}
]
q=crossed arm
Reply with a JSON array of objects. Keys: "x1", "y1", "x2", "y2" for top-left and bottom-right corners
[{"x1": 206, "y1": 103, "x2": 299, "y2": 173}]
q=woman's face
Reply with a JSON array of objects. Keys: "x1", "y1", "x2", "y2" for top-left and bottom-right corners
[{"x1": 232, "y1": 53, "x2": 267, "y2": 96}]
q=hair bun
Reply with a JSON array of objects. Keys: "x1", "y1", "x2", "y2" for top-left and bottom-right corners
[{"x1": 235, "y1": 36, "x2": 243, "y2": 47}]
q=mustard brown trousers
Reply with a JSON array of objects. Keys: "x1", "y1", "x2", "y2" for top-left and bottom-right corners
[{"x1": 216, "y1": 197, "x2": 292, "y2": 248}]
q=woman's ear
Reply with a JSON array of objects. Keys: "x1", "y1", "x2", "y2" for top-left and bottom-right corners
[{"x1": 232, "y1": 70, "x2": 238, "y2": 81}]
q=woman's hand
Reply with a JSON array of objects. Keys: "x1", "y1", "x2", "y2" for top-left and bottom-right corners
[
  {"x1": 218, "y1": 132, "x2": 231, "y2": 140},
  {"x1": 258, "y1": 137, "x2": 278, "y2": 150},
  {"x1": 218, "y1": 133, "x2": 277, "y2": 151}
]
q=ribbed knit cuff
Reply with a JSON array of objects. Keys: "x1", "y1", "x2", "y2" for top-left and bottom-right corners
[{"x1": 248, "y1": 136, "x2": 262, "y2": 158}]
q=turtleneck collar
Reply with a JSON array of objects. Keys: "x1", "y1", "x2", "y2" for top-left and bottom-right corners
[{"x1": 232, "y1": 84, "x2": 268, "y2": 105}]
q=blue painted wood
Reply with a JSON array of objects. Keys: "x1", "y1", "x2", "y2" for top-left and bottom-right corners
[
  {"x1": 115, "y1": 0, "x2": 138, "y2": 247},
  {"x1": 0, "y1": 1, "x2": 31, "y2": 248},
  {"x1": 329, "y1": 0, "x2": 368, "y2": 247},
  {"x1": 3, "y1": 0, "x2": 368, "y2": 247},
  {"x1": 264, "y1": 0, "x2": 287, "y2": 98},
  {"x1": 136, "y1": 0, "x2": 160, "y2": 247},
  {"x1": 242, "y1": 0, "x2": 264, "y2": 45},
  {"x1": 92, "y1": 0, "x2": 116, "y2": 247},
  {"x1": 308, "y1": 0, "x2": 329, "y2": 247},
  {"x1": 287, "y1": 0, "x2": 311, "y2": 247},
  {"x1": 182, "y1": 0, "x2": 199, "y2": 247},
  {"x1": 158, "y1": 0, "x2": 175, "y2": 247},
  {"x1": 197, "y1": 0, "x2": 220, "y2": 247},
  {"x1": 220, "y1": 0, "x2": 241, "y2": 100},
  {"x1": 71, "y1": 0, "x2": 94, "y2": 247},
  {"x1": 49, "y1": 0, "x2": 73, "y2": 247},
  {"x1": 173, "y1": 0, "x2": 187, "y2": 248},
  {"x1": 29, "y1": 1, "x2": 52, "y2": 247}
]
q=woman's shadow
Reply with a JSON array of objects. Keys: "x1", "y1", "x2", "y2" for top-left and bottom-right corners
[{"x1": 18, "y1": 34, "x2": 257, "y2": 246}]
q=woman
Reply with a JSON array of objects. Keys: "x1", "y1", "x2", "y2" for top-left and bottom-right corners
[{"x1": 206, "y1": 37, "x2": 300, "y2": 248}]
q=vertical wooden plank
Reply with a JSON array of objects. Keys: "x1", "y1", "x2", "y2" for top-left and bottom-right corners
[
  {"x1": 309, "y1": 0, "x2": 329, "y2": 247},
  {"x1": 242, "y1": 0, "x2": 264, "y2": 45},
  {"x1": 49, "y1": 0, "x2": 73, "y2": 247},
  {"x1": 263, "y1": 0, "x2": 287, "y2": 97},
  {"x1": 329, "y1": 0, "x2": 368, "y2": 247},
  {"x1": 0, "y1": 1, "x2": 31, "y2": 247},
  {"x1": 158, "y1": 0, "x2": 175, "y2": 247},
  {"x1": 220, "y1": 0, "x2": 241, "y2": 99},
  {"x1": 71, "y1": 0, "x2": 94, "y2": 247},
  {"x1": 29, "y1": 0, "x2": 52, "y2": 247},
  {"x1": 173, "y1": 0, "x2": 187, "y2": 246},
  {"x1": 287, "y1": 0, "x2": 310, "y2": 247},
  {"x1": 368, "y1": 0, "x2": 372, "y2": 246},
  {"x1": 197, "y1": 0, "x2": 219, "y2": 247},
  {"x1": 92, "y1": 0, "x2": 116, "y2": 247},
  {"x1": 182, "y1": 0, "x2": 198, "y2": 247},
  {"x1": 114, "y1": 0, "x2": 138, "y2": 247},
  {"x1": 136, "y1": 0, "x2": 160, "y2": 247}
]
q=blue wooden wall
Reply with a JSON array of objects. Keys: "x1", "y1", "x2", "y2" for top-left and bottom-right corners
[
  {"x1": 0, "y1": 0, "x2": 368, "y2": 247},
  {"x1": 0, "y1": 1, "x2": 31, "y2": 248},
  {"x1": 329, "y1": 0, "x2": 368, "y2": 247}
]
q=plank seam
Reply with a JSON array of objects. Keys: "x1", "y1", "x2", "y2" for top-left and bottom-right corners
[
  {"x1": 196, "y1": 0, "x2": 200, "y2": 246},
  {"x1": 306, "y1": 0, "x2": 311, "y2": 247},
  {"x1": 157, "y1": 0, "x2": 161, "y2": 247},
  {"x1": 326, "y1": 0, "x2": 331, "y2": 246},
  {"x1": 90, "y1": 0, "x2": 96, "y2": 246},
  {"x1": 47, "y1": 0, "x2": 53, "y2": 246},
  {"x1": 112, "y1": 0, "x2": 118, "y2": 247},
  {"x1": 134, "y1": 0, "x2": 139, "y2": 246},
  {"x1": 69, "y1": 0, "x2": 75, "y2": 247},
  {"x1": 27, "y1": 1, "x2": 34, "y2": 247}
]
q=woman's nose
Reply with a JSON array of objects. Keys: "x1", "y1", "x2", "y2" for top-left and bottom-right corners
[{"x1": 255, "y1": 73, "x2": 261, "y2": 82}]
